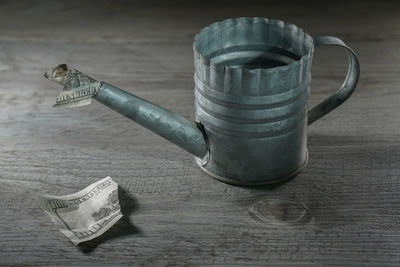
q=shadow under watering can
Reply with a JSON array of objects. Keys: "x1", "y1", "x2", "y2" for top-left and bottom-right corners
[{"x1": 45, "y1": 18, "x2": 359, "y2": 186}]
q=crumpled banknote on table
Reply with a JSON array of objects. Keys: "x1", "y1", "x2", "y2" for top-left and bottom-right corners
[{"x1": 40, "y1": 176, "x2": 122, "y2": 245}]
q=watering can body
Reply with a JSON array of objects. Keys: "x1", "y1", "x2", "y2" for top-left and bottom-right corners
[
  {"x1": 192, "y1": 18, "x2": 313, "y2": 184},
  {"x1": 193, "y1": 18, "x2": 359, "y2": 185}
]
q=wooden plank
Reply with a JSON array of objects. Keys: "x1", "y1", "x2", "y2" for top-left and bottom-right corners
[{"x1": 1, "y1": 0, "x2": 400, "y2": 265}]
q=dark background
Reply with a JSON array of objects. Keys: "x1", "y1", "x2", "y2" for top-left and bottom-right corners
[{"x1": 1, "y1": 0, "x2": 400, "y2": 265}]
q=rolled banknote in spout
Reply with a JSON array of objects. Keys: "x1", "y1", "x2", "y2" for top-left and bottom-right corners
[
  {"x1": 40, "y1": 176, "x2": 123, "y2": 245},
  {"x1": 44, "y1": 64, "x2": 101, "y2": 107}
]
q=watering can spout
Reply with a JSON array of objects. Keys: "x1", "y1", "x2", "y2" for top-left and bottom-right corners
[
  {"x1": 94, "y1": 83, "x2": 208, "y2": 158},
  {"x1": 44, "y1": 64, "x2": 208, "y2": 159}
]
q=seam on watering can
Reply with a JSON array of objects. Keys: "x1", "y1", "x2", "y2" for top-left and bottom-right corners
[
  {"x1": 200, "y1": 111, "x2": 307, "y2": 137},
  {"x1": 194, "y1": 86, "x2": 309, "y2": 119},
  {"x1": 197, "y1": 114, "x2": 307, "y2": 138},
  {"x1": 194, "y1": 74, "x2": 310, "y2": 109},
  {"x1": 194, "y1": 97, "x2": 308, "y2": 125},
  {"x1": 194, "y1": 120, "x2": 210, "y2": 166}
]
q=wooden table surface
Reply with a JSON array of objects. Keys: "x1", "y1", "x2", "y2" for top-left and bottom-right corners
[{"x1": 1, "y1": 0, "x2": 399, "y2": 265}]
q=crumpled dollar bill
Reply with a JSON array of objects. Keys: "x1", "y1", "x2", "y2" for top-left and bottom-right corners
[
  {"x1": 40, "y1": 176, "x2": 122, "y2": 245},
  {"x1": 44, "y1": 64, "x2": 101, "y2": 107}
]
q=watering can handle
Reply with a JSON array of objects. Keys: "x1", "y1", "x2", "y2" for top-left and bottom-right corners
[{"x1": 308, "y1": 36, "x2": 360, "y2": 125}]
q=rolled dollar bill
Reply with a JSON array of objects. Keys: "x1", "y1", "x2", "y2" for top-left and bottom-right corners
[
  {"x1": 44, "y1": 64, "x2": 101, "y2": 107},
  {"x1": 40, "y1": 176, "x2": 122, "y2": 245}
]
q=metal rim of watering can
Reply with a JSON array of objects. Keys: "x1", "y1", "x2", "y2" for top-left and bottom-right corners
[{"x1": 193, "y1": 17, "x2": 315, "y2": 73}]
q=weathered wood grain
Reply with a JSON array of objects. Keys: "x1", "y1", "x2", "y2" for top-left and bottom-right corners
[{"x1": 1, "y1": 0, "x2": 400, "y2": 265}]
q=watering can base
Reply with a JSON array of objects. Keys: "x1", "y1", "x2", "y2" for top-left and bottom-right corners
[{"x1": 195, "y1": 151, "x2": 308, "y2": 186}]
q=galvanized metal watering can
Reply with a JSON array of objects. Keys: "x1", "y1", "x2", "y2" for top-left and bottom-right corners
[{"x1": 46, "y1": 18, "x2": 360, "y2": 185}]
